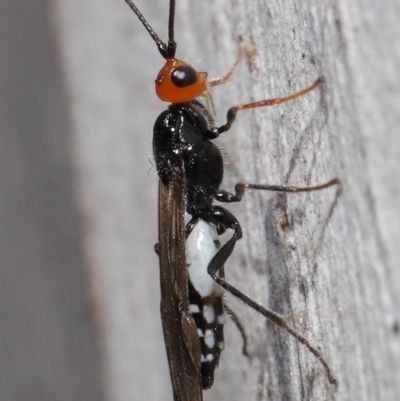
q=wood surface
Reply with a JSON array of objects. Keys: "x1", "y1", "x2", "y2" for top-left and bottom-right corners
[{"x1": 1, "y1": 0, "x2": 399, "y2": 400}]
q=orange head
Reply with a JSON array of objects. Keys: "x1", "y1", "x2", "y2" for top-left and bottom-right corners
[{"x1": 155, "y1": 59, "x2": 210, "y2": 103}]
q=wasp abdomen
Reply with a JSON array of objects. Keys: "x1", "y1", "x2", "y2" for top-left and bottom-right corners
[{"x1": 186, "y1": 219, "x2": 226, "y2": 389}]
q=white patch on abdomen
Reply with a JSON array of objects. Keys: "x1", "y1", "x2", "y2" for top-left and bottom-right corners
[{"x1": 186, "y1": 219, "x2": 223, "y2": 297}]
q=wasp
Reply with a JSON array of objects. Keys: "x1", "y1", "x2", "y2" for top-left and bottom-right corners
[{"x1": 125, "y1": 1, "x2": 339, "y2": 399}]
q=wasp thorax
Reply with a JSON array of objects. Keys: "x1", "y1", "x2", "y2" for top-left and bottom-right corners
[{"x1": 155, "y1": 58, "x2": 209, "y2": 103}]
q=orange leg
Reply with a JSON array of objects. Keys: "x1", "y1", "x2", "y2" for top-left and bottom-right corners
[
  {"x1": 212, "y1": 77, "x2": 325, "y2": 135},
  {"x1": 209, "y1": 36, "x2": 258, "y2": 87},
  {"x1": 209, "y1": 37, "x2": 246, "y2": 87}
]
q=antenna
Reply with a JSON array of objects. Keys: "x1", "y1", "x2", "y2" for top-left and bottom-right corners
[
  {"x1": 125, "y1": 0, "x2": 177, "y2": 59},
  {"x1": 167, "y1": 0, "x2": 177, "y2": 58}
]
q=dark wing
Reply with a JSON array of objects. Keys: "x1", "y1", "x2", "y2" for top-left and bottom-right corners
[{"x1": 158, "y1": 165, "x2": 203, "y2": 401}]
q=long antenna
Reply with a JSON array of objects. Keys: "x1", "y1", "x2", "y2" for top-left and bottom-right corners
[
  {"x1": 125, "y1": 0, "x2": 175, "y2": 59},
  {"x1": 167, "y1": 0, "x2": 177, "y2": 58}
]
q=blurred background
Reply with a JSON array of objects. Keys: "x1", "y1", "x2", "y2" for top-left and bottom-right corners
[{"x1": 0, "y1": 0, "x2": 165, "y2": 399}]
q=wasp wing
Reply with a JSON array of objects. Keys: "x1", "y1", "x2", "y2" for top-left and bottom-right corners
[{"x1": 158, "y1": 165, "x2": 203, "y2": 401}]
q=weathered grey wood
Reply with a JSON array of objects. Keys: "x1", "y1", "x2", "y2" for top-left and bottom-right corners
[{"x1": 53, "y1": 0, "x2": 400, "y2": 400}]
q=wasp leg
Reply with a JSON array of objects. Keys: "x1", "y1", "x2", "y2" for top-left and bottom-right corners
[
  {"x1": 214, "y1": 177, "x2": 340, "y2": 203},
  {"x1": 223, "y1": 303, "x2": 250, "y2": 358},
  {"x1": 205, "y1": 77, "x2": 325, "y2": 139},
  {"x1": 199, "y1": 202, "x2": 338, "y2": 386},
  {"x1": 209, "y1": 39, "x2": 243, "y2": 87}
]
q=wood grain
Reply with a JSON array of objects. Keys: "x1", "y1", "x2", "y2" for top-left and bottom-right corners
[{"x1": 52, "y1": 0, "x2": 400, "y2": 400}]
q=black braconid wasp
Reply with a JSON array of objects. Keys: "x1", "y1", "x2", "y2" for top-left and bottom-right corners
[{"x1": 125, "y1": 0, "x2": 339, "y2": 399}]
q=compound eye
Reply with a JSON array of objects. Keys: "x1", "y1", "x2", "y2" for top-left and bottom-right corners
[{"x1": 171, "y1": 65, "x2": 198, "y2": 87}]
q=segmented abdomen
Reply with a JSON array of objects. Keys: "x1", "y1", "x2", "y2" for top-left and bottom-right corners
[
  {"x1": 186, "y1": 219, "x2": 226, "y2": 389},
  {"x1": 188, "y1": 283, "x2": 226, "y2": 389}
]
